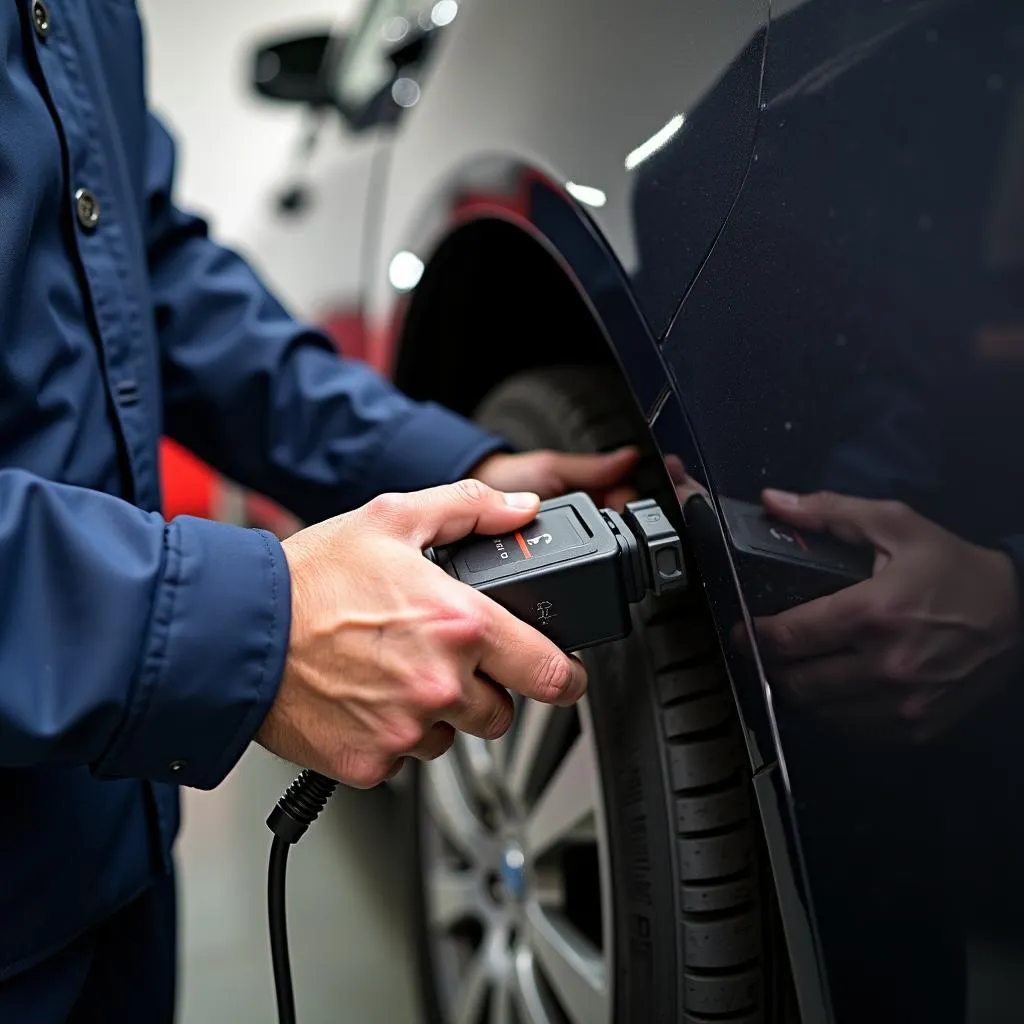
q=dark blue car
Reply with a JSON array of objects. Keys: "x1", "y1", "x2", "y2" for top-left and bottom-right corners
[{"x1": 246, "y1": 1, "x2": 1024, "y2": 1020}]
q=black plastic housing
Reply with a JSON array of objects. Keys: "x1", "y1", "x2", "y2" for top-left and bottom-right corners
[
  {"x1": 716, "y1": 496, "x2": 874, "y2": 616},
  {"x1": 427, "y1": 492, "x2": 683, "y2": 652}
]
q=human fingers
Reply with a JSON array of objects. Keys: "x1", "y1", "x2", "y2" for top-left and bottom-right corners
[
  {"x1": 769, "y1": 650, "x2": 880, "y2": 704},
  {"x1": 362, "y1": 480, "x2": 541, "y2": 549},
  {"x1": 439, "y1": 673, "x2": 516, "y2": 740},
  {"x1": 751, "y1": 581, "x2": 877, "y2": 661},
  {"x1": 543, "y1": 446, "x2": 640, "y2": 492},
  {"x1": 476, "y1": 602, "x2": 587, "y2": 707},
  {"x1": 408, "y1": 723, "x2": 457, "y2": 762}
]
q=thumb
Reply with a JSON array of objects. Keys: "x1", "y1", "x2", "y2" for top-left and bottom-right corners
[
  {"x1": 761, "y1": 489, "x2": 910, "y2": 549},
  {"x1": 375, "y1": 479, "x2": 541, "y2": 548},
  {"x1": 549, "y1": 446, "x2": 640, "y2": 490}
]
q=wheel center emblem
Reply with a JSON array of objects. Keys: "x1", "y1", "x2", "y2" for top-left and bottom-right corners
[{"x1": 500, "y1": 844, "x2": 526, "y2": 901}]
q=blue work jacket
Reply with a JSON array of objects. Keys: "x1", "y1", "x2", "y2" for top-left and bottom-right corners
[{"x1": 0, "y1": 0, "x2": 501, "y2": 981}]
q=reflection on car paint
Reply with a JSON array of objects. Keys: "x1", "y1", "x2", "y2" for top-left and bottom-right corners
[{"x1": 660, "y1": 0, "x2": 1024, "y2": 1019}]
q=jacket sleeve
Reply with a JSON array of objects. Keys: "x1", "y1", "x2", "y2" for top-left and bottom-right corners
[
  {"x1": 0, "y1": 467, "x2": 288, "y2": 789},
  {"x1": 144, "y1": 115, "x2": 505, "y2": 525}
]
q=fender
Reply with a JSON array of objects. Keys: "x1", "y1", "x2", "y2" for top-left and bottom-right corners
[{"x1": 370, "y1": 155, "x2": 833, "y2": 1022}]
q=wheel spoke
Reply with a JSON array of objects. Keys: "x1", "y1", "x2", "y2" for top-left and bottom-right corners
[
  {"x1": 504, "y1": 698, "x2": 554, "y2": 802},
  {"x1": 457, "y1": 733, "x2": 500, "y2": 804},
  {"x1": 427, "y1": 863, "x2": 481, "y2": 930},
  {"x1": 425, "y1": 752, "x2": 494, "y2": 863},
  {"x1": 524, "y1": 730, "x2": 598, "y2": 860},
  {"x1": 492, "y1": 975, "x2": 515, "y2": 1024},
  {"x1": 512, "y1": 945, "x2": 562, "y2": 1024},
  {"x1": 452, "y1": 947, "x2": 492, "y2": 1024},
  {"x1": 525, "y1": 902, "x2": 608, "y2": 1024}
]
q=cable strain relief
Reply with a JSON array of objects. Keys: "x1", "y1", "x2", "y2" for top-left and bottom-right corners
[{"x1": 267, "y1": 769, "x2": 338, "y2": 844}]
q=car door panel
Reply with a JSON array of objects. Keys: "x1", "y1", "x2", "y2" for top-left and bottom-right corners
[{"x1": 660, "y1": 0, "x2": 1024, "y2": 1019}]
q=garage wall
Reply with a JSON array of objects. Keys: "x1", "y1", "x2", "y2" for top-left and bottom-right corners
[{"x1": 137, "y1": 0, "x2": 359, "y2": 245}]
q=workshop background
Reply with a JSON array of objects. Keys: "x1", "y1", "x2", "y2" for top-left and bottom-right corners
[{"x1": 138, "y1": 2, "x2": 417, "y2": 1020}]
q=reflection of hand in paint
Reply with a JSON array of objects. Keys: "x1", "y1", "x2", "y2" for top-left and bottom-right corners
[
  {"x1": 664, "y1": 454, "x2": 708, "y2": 504},
  {"x1": 734, "y1": 490, "x2": 1022, "y2": 742}
]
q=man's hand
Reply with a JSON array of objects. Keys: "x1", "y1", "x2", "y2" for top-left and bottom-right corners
[
  {"x1": 257, "y1": 481, "x2": 588, "y2": 788},
  {"x1": 472, "y1": 447, "x2": 639, "y2": 510},
  {"x1": 737, "y1": 489, "x2": 1021, "y2": 742}
]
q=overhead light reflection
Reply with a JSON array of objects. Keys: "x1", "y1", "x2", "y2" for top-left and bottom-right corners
[
  {"x1": 624, "y1": 113, "x2": 685, "y2": 170},
  {"x1": 382, "y1": 16, "x2": 410, "y2": 43},
  {"x1": 565, "y1": 182, "x2": 607, "y2": 208},
  {"x1": 431, "y1": 0, "x2": 459, "y2": 26},
  {"x1": 391, "y1": 77, "x2": 421, "y2": 108},
  {"x1": 389, "y1": 250, "x2": 424, "y2": 291}
]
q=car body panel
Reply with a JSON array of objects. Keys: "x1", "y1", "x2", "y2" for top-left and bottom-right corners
[
  {"x1": 662, "y1": 0, "x2": 1024, "y2": 1019},
  {"x1": 362, "y1": 0, "x2": 769, "y2": 343},
  {"x1": 240, "y1": 0, "x2": 1024, "y2": 1018}
]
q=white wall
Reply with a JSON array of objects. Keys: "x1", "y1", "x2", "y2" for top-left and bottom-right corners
[{"x1": 138, "y1": 0, "x2": 360, "y2": 246}]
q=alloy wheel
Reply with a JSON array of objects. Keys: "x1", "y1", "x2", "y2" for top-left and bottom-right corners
[{"x1": 421, "y1": 696, "x2": 613, "y2": 1024}]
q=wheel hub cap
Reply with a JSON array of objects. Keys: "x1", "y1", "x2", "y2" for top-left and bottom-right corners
[{"x1": 500, "y1": 842, "x2": 526, "y2": 903}]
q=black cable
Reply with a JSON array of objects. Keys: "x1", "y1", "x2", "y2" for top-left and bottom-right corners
[
  {"x1": 268, "y1": 836, "x2": 295, "y2": 1024},
  {"x1": 266, "y1": 770, "x2": 339, "y2": 1024}
]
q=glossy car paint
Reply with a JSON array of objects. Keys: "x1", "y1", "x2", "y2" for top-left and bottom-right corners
[
  {"x1": 364, "y1": 0, "x2": 767, "y2": 343},
  {"x1": 661, "y1": 3, "x2": 1024, "y2": 1021},
  {"x1": 242, "y1": 0, "x2": 1024, "y2": 1020}
]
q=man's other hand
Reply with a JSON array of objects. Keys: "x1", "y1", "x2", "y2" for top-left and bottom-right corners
[
  {"x1": 735, "y1": 489, "x2": 1021, "y2": 742},
  {"x1": 472, "y1": 447, "x2": 639, "y2": 510},
  {"x1": 258, "y1": 481, "x2": 588, "y2": 788}
]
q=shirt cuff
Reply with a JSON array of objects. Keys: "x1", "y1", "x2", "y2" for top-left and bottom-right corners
[
  {"x1": 372, "y1": 401, "x2": 510, "y2": 494},
  {"x1": 95, "y1": 517, "x2": 289, "y2": 789}
]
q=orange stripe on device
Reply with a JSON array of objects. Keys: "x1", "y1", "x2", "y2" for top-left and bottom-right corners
[{"x1": 515, "y1": 532, "x2": 532, "y2": 558}]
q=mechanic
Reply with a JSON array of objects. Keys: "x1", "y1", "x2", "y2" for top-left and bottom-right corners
[{"x1": 0, "y1": 5, "x2": 639, "y2": 1021}]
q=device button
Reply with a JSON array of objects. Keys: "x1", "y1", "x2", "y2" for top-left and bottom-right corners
[
  {"x1": 742, "y1": 511, "x2": 872, "y2": 577},
  {"x1": 462, "y1": 507, "x2": 585, "y2": 573},
  {"x1": 740, "y1": 513, "x2": 809, "y2": 556},
  {"x1": 519, "y1": 508, "x2": 583, "y2": 556}
]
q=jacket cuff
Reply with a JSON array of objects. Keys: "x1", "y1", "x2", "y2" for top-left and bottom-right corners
[
  {"x1": 373, "y1": 401, "x2": 510, "y2": 494},
  {"x1": 95, "y1": 517, "x2": 289, "y2": 789}
]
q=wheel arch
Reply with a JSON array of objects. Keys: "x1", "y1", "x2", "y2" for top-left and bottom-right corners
[
  {"x1": 392, "y1": 218, "x2": 614, "y2": 418},
  {"x1": 386, "y1": 164, "x2": 666, "y2": 421},
  {"x1": 381, "y1": 163, "x2": 833, "y2": 1020},
  {"x1": 385, "y1": 168, "x2": 776, "y2": 775}
]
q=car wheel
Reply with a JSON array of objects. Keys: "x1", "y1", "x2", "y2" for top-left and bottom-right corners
[{"x1": 411, "y1": 366, "x2": 769, "y2": 1023}]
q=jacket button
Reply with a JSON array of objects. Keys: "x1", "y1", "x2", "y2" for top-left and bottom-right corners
[
  {"x1": 75, "y1": 188, "x2": 100, "y2": 231},
  {"x1": 32, "y1": 0, "x2": 50, "y2": 38},
  {"x1": 168, "y1": 760, "x2": 188, "y2": 773}
]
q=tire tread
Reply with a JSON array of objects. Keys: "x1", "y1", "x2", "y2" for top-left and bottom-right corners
[
  {"x1": 645, "y1": 604, "x2": 763, "y2": 1018},
  {"x1": 473, "y1": 367, "x2": 765, "y2": 1022}
]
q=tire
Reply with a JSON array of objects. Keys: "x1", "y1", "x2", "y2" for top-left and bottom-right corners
[{"x1": 412, "y1": 366, "x2": 767, "y2": 1024}]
